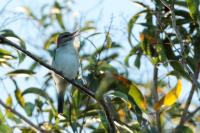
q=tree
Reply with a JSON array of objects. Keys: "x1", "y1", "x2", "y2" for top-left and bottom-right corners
[{"x1": 0, "y1": 0, "x2": 199, "y2": 132}]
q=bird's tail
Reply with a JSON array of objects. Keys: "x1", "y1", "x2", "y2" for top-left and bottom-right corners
[
  {"x1": 52, "y1": 72, "x2": 68, "y2": 114},
  {"x1": 58, "y1": 92, "x2": 64, "y2": 114}
]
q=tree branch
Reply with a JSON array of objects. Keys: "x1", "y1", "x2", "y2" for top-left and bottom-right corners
[
  {"x1": 152, "y1": 65, "x2": 161, "y2": 132},
  {"x1": 184, "y1": 106, "x2": 200, "y2": 122},
  {"x1": 100, "y1": 97, "x2": 117, "y2": 133},
  {"x1": 179, "y1": 60, "x2": 200, "y2": 126},
  {"x1": 160, "y1": 0, "x2": 186, "y2": 66},
  {"x1": 0, "y1": 35, "x2": 95, "y2": 99},
  {"x1": 0, "y1": 99, "x2": 46, "y2": 132},
  {"x1": 0, "y1": 35, "x2": 116, "y2": 133}
]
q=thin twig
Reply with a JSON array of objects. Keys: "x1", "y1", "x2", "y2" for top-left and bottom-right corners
[
  {"x1": 0, "y1": 99, "x2": 45, "y2": 132},
  {"x1": 184, "y1": 106, "x2": 200, "y2": 122},
  {"x1": 79, "y1": 97, "x2": 90, "y2": 133},
  {"x1": 179, "y1": 60, "x2": 200, "y2": 126},
  {"x1": 0, "y1": 35, "x2": 116, "y2": 133},
  {"x1": 159, "y1": 0, "x2": 186, "y2": 66},
  {"x1": 152, "y1": 66, "x2": 161, "y2": 132},
  {"x1": 100, "y1": 97, "x2": 117, "y2": 133},
  {"x1": 97, "y1": 16, "x2": 113, "y2": 62}
]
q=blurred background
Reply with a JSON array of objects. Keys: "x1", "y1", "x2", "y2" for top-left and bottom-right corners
[{"x1": 0, "y1": 0, "x2": 199, "y2": 132}]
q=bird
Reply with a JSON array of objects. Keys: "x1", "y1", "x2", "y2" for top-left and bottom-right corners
[{"x1": 52, "y1": 31, "x2": 79, "y2": 114}]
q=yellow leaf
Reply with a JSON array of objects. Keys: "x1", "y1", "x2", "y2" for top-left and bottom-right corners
[
  {"x1": 128, "y1": 84, "x2": 147, "y2": 111},
  {"x1": 127, "y1": 102, "x2": 132, "y2": 109},
  {"x1": 154, "y1": 80, "x2": 182, "y2": 111},
  {"x1": 15, "y1": 88, "x2": 26, "y2": 107},
  {"x1": 6, "y1": 95, "x2": 12, "y2": 106},
  {"x1": 117, "y1": 108, "x2": 126, "y2": 121}
]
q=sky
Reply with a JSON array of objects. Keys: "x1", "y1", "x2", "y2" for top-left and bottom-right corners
[{"x1": 0, "y1": 0, "x2": 199, "y2": 132}]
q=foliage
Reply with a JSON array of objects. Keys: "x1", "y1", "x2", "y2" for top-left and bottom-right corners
[{"x1": 0, "y1": 0, "x2": 200, "y2": 132}]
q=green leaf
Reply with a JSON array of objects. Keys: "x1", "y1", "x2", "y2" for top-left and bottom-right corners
[
  {"x1": 6, "y1": 95, "x2": 12, "y2": 106},
  {"x1": 0, "y1": 124, "x2": 12, "y2": 133},
  {"x1": 21, "y1": 128, "x2": 36, "y2": 133},
  {"x1": 24, "y1": 102, "x2": 35, "y2": 117},
  {"x1": 106, "y1": 33, "x2": 112, "y2": 48},
  {"x1": 99, "y1": 111, "x2": 109, "y2": 131},
  {"x1": 15, "y1": 88, "x2": 26, "y2": 107},
  {"x1": 176, "y1": 125, "x2": 193, "y2": 133},
  {"x1": 7, "y1": 69, "x2": 35, "y2": 77},
  {"x1": 29, "y1": 61, "x2": 38, "y2": 71},
  {"x1": 5, "y1": 95, "x2": 21, "y2": 123},
  {"x1": 35, "y1": 98, "x2": 43, "y2": 110},
  {"x1": 54, "y1": 2, "x2": 65, "y2": 30},
  {"x1": 18, "y1": 53, "x2": 26, "y2": 64},
  {"x1": 0, "y1": 29, "x2": 26, "y2": 63},
  {"x1": 133, "y1": 1, "x2": 150, "y2": 8},
  {"x1": 80, "y1": 26, "x2": 96, "y2": 32},
  {"x1": 0, "y1": 109, "x2": 5, "y2": 123},
  {"x1": 43, "y1": 33, "x2": 58, "y2": 49},
  {"x1": 22, "y1": 87, "x2": 56, "y2": 114},
  {"x1": 97, "y1": 62, "x2": 117, "y2": 73},
  {"x1": 80, "y1": 21, "x2": 96, "y2": 32},
  {"x1": 17, "y1": 6, "x2": 37, "y2": 19},
  {"x1": 92, "y1": 129, "x2": 106, "y2": 133},
  {"x1": 0, "y1": 48, "x2": 15, "y2": 58},
  {"x1": 128, "y1": 84, "x2": 147, "y2": 111},
  {"x1": 128, "y1": 14, "x2": 140, "y2": 46},
  {"x1": 162, "y1": 39, "x2": 190, "y2": 80},
  {"x1": 92, "y1": 42, "x2": 121, "y2": 57},
  {"x1": 0, "y1": 61, "x2": 12, "y2": 68},
  {"x1": 174, "y1": 10, "x2": 192, "y2": 20},
  {"x1": 124, "y1": 45, "x2": 141, "y2": 66},
  {"x1": 22, "y1": 87, "x2": 53, "y2": 103},
  {"x1": 156, "y1": 43, "x2": 167, "y2": 63},
  {"x1": 134, "y1": 54, "x2": 141, "y2": 69},
  {"x1": 95, "y1": 77, "x2": 116, "y2": 100},
  {"x1": 102, "y1": 53, "x2": 118, "y2": 62},
  {"x1": 109, "y1": 90, "x2": 129, "y2": 102},
  {"x1": 186, "y1": 0, "x2": 199, "y2": 20}
]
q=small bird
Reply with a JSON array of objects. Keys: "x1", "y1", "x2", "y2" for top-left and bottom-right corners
[{"x1": 52, "y1": 31, "x2": 79, "y2": 114}]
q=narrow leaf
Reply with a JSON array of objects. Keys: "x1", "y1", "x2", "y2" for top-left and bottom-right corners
[
  {"x1": 24, "y1": 102, "x2": 35, "y2": 117},
  {"x1": 7, "y1": 69, "x2": 35, "y2": 77},
  {"x1": 186, "y1": 0, "x2": 199, "y2": 20},
  {"x1": 5, "y1": 95, "x2": 21, "y2": 123},
  {"x1": 22, "y1": 87, "x2": 53, "y2": 102},
  {"x1": 15, "y1": 88, "x2": 26, "y2": 107},
  {"x1": 0, "y1": 29, "x2": 26, "y2": 63},
  {"x1": 154, "y1": 80, "x2": 182, "y2": 111},
  {"x1": 128, "y1": 14, "x2": 140, "y2": 46},
  {"x1": 6, "y1": 95, "x2": 12, "y2": 106},
  {"x1": 95, "y1": 77, "x2": 115, "y2": 100},
  {"x1": 43, "y1": 33, "x2": 58, "y2": 49},
  {"x1": 106, "y1": 33, "x2": 112, "y2": 48},
  {"x1": 128, "y1": 84, "x2": 147, "y2": 111},
  {"x1": 0, "y1": 124, "x2": 13, "y2": 133},
  {"x1": 99, "y1": 111, "x2": 109, "y2": 131}
]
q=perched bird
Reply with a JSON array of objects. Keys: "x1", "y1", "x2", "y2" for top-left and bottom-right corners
[{"x1": 52, "y1": 31, "x2": 79, "y2": 114}]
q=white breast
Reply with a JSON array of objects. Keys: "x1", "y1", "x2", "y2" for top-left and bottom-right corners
[{"x1": 52, "y1": 43, "x2": 79, "y2": 79}]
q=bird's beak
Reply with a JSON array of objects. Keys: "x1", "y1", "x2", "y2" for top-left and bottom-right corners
[{"x1": 71, "y1": 30, "x2": 80, "y2": 38}]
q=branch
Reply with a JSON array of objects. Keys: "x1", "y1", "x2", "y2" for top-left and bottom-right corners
[
  {"x1": 0, "y1": 35, "x2": 116, "y2": 133},
  {"x1": 100, "y1": 97, "x2": 117, "y2": 133},
  {"x1": 152, "y1": 65, "x2": 161, "y2": 132},
  {"x1": 178, "y1": 60, "x2": 200, "y2": 126},
  {"x1": 0, "y1": 35, "x2": 95, "y2": 98},
  {"x1": 0, "y1": 99, "x2": 46, "y2": 132},
  {"x1": 184, "y1": 106, "x2": 200, "y2": 122},
  {"x1": 159, "y1": 0, "x2": 186, "y2": 69}
]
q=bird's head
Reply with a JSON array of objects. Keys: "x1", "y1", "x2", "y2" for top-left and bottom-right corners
[{"x1": 57, "y1": 30, "x2": 79, "y2": 47}]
